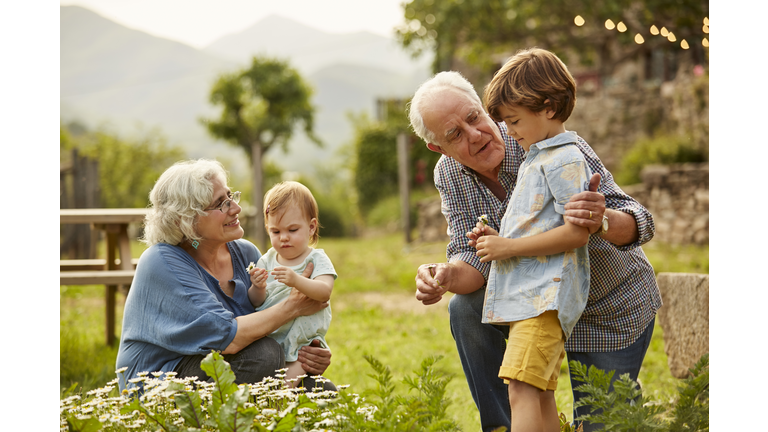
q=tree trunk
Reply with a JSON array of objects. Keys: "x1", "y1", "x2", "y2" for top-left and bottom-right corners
[{"x1": 250, "y1": 141, "x2": 266, "y2": 252}]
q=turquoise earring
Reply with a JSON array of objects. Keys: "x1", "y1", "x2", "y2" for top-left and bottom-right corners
[{"x1": 190, "y1": 239, "x2": 200, "y2": 249}]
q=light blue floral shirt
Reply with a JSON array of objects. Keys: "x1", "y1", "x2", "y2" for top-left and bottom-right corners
[{"x1": 483, "y1": 131, "x2": 591, "y2": 339}]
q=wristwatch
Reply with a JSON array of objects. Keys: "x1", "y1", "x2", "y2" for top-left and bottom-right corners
[{"x1": 596, "y1": 215, "x2": 609, "y2": 235}]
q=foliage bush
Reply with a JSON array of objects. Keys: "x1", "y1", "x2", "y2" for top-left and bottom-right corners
[
  {"x1": 351, "y1": 111, "x2": 441, "y2": 216},
  {"x1": 615, "y1": 133, "x2": 707, "y2": 186},
  {"x1": 570, "y1": 353, "x2": 709, "y2": 431}
]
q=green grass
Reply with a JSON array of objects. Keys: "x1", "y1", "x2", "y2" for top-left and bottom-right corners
[{"x1": 60, "y1": 234, "x2": 707, "y2": 431}]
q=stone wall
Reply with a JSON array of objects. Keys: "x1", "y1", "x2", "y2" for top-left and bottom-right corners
[
  {"x1": 623, "y1": 163, "x2": 709, "y2": 245},
  {"x1": 416, "y1": 162, "x2": 709, "y2": 246}
]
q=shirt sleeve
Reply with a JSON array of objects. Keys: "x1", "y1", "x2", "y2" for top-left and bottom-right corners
[
  {"x1": 435, "y1": 159, "x2": 492, "y2": 281},
  {"x1": 545, "y1": 148, "x2": 593, "y2": 215},
  {"x1": 575, "y1": 136, "x2": 656, "y2": 249},
  {"x1": 309, "y1": 249, "x2": 338, "y2": 280},
  {"x1": 122, "y1": 245, "x2": 239, "y2": 356}
]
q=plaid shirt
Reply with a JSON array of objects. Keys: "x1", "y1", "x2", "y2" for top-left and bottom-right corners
[{"x1": 435, "y1": 122, "x2": 662, "y2": 352}]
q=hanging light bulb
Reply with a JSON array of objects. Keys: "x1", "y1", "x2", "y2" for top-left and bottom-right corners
[
  {"x1": 681, "y1": 39, "x2": 689, "y2": 49},
  {"x1": 605, "y1": 19, "x2": 615, "y2": 30},
  {"x1": 702, "y1": 38, "x2": 709, "y2": 47},
  {"x1": 703, "y1": 17, "x2": 709, "y2": 25},
  {"x1": 668, "y1": 32, "x2": 676, "y2": 42},
  {"x1": 617, "y1": 21, "x2": 627, "y2": 32},
  {"x1": 660, "y1": 27, "x2": 669, "y2": 37},
  {"x1": 635, "y1": 34, "x2": 645, "y2": 44},
  {"x1": 574, "y1": 15, "x2": 585, "y2": 26},
  {"x1": 650, "y1": 25, "x2": 659, "y2": 35},
  {"x1": 703, "y1": 24, "x2": 709, "y2": 33}
]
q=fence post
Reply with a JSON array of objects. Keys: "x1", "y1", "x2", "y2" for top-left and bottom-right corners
[{"x1": 397, "y1": 133, "x2": 411, "y2": 244}]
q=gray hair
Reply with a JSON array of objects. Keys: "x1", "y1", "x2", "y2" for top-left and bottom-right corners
[
  {"x1": 407, "y1": 71, "x2": 483, "y2": 145},
  {"x1": 142, "y1": 159, "x2": 228, "y2": 246}
]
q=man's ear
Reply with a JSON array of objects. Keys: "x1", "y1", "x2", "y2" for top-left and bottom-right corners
[{"x1": 426, "y1": 143, "x2": 447, "y2": 155}]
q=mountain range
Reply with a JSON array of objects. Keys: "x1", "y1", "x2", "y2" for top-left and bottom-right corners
[{"x1": 60, "y1": 5, "x2": 432, "y2": 177}]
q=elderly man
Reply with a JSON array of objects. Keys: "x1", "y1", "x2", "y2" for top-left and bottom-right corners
[{"x1": 409, "y1": 71, "x2": 661, "y2": 432}]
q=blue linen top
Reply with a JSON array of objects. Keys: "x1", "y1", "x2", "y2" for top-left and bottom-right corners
[
  {"x1": 115, "y1": 239, "x2": 261, "y2": 390},
  {"x1": 482, "y1": 131, "x2": 592, "y2": 339}
]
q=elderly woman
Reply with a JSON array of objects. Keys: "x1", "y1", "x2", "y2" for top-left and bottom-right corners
[{"x1": 116, "y1": 159, "x2": 332, "y2": 390}]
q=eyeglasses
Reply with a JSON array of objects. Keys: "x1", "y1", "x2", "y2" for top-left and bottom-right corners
[{"x1": 205, "y1": 191, "x2": 241, "y2": 213}]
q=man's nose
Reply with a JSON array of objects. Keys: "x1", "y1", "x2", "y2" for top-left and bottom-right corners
[{"x1": 467, "y1": 126, "x2": 482, "y2": 144}]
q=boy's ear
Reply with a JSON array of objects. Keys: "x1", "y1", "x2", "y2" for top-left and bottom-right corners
[
  {"x1": 426, "y1": 143, "x2": 447, "y2": 155},
  {"x1": 543, "y1": 99, "x2": 556, "y2": 119}
]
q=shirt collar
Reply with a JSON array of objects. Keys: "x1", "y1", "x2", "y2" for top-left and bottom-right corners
[{"x1": 529, "y1": 131, "x2": 578, "y2": 153}]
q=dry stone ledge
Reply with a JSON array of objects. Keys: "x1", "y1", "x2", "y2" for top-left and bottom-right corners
[{"x1": 656, "y1": 272, "x2": 709, "y2": 378}]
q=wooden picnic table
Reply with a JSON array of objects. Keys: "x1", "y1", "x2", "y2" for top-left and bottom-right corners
[{"x1": 60, "y1": 208, "x2": 148, "y2": 346}]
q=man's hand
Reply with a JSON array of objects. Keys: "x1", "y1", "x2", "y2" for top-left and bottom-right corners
[
  {"x1": 564, "y1": 172, "x2": 605, "y2": 234},
  {"x1": 415, "y1": 263, "x2": 452, "y2": 305},
  {"x1": 297, "y1": 339, "x2": 331, "y2": 375}
]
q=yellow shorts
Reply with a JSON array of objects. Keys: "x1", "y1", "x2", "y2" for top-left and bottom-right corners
[{"x1": 499, "y1": 310, "x2": 566, "y2": 391}]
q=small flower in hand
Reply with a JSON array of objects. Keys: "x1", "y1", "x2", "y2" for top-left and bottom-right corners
[
  {"x1": 478, "y1": 214, "x2": 490, "y2": 226},
  {"x1": 247, "y1": 262, "x2": 256, "y2": 273}
]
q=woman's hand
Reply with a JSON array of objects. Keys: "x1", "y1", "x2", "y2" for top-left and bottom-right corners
[{"x1": 297, "y1": 339, "x2": 331, "y2": 375}]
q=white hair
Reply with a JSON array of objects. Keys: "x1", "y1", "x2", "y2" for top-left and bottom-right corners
[
  {"x1": 142, "y1": 159, "x2": 228, "y2": 246},
  {"x1": 407, "y1": 71, "x2": 483, "y2": 145}
]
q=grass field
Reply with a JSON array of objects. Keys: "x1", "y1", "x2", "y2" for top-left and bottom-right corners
[{"x1": 60, "y1": 234, "x2": 708, "y2": 431}]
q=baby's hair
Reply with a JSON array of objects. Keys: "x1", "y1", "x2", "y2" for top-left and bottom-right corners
[
  {"x1": 484, "y1": 47, "x2": 576, "y2": 123},
  {"x1": 263, "y1": 181, "x2": 321, "y2": 246}
]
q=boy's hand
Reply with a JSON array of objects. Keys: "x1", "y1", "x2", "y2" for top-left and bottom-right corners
[
  {"x1": 249, "y1": 267, "x2": 268, "y2": 290},
  {"x1": 272, "y1": 266, "x2": 300, "y2": 287},
  {"x1": 467, "y1": 221, "x2": 499, "y2": 248},
  {"x1": 475, "y1": 235, "x2": 513, "y2": 262}
]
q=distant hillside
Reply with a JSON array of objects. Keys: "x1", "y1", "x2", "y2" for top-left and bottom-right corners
[
  {"x1": 204, "y1": 14, "x2": 431, "y2": 75},
  {"x1": 60, "y1": 6, "x2": 431, "y2": 177}
]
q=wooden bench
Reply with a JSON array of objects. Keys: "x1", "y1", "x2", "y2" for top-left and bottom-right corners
[{"x1": 60, "y1": 208, "x2": 148, "y2": 346}]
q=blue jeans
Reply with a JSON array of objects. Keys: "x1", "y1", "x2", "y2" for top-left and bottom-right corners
[{"x1": 448, "y1": 289, "x2": 655, "y2": 432}]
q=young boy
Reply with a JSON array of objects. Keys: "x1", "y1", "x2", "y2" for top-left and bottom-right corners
[{"x1": 473, "y1": 47, "x2": 593, "y2": 431}]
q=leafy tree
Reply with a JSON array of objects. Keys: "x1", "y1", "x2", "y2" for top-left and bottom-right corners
[
  {"x1": 60, "y1": 124, "x2": 185, "y2": 209},
  {"x1": 396, "y1": 0, "x2": 709, "y2": 78},
  {"x1": 201, "y1": 57, "x2": 321, "y2": 249}
]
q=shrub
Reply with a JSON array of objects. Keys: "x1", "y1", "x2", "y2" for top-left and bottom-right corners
[
  {"x1": 615, "y1": 133, "x2": 707, "y2": 186},
  {"x1": 570, "y1": 353, "x2": 709, "y2": 431}
]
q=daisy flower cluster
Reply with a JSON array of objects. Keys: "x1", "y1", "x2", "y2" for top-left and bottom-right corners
[{"x1": 60, "y1": 355, "x2": 346, "y2": 431}]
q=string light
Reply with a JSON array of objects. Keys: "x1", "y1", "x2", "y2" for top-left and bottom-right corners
[{"x1": 569, "y1": 14, "x2": 710, "y2": 52}]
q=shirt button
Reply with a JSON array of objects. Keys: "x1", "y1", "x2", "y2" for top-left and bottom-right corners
[{"x1": 553, "y1": 278, "x2": 561, "y2": 282}]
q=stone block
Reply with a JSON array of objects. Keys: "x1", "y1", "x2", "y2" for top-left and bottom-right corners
[{"x1": 656, "y1": 272, "x2": 709, "y2": 378}]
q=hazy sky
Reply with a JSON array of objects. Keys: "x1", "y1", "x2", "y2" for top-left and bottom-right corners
[{"x1": 59, "y1": 0, "x2": 410, "y2": 48}]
